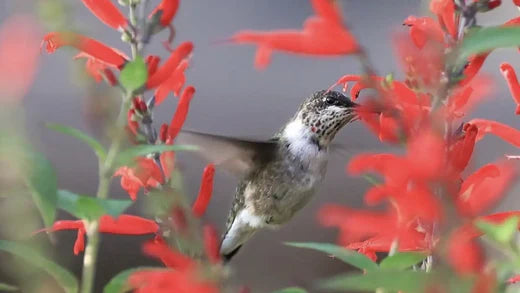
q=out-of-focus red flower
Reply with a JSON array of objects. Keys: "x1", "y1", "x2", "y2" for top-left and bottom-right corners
[
  {"x1": 403, "y1": 16, "x2": 445, "y2": 49},
  {"x1": 448, "y1": 123, "x2": 478, "y2": 174},
  {"x1": 513, "y1": 0, "x2": 520, "y2": 6},
  {"x1": 146, "y1": 42, "x2": 193, "y2": 89},
  {"x1": 461, "y1": 53, "x2": 489, "y2": 86},
  {"x1": 203, "y1": 225, "x2": 221, "y2": 264},
  {"x1": 500, "y1": 63, "x2": 520, "y2": 115},
  {"x1": 192, "y1": 164, "x2": 216, "y2": 218},
  {"x1": 507, "y1": 275, "x2": 520, "y2": 284},
  {"x1": 146, "y1": 55, "x2": 161, "y2": 76},
  {"x1": 149, "y1": 0, "x2": 180, "y2": 27},
  {"x1": 130, "y1": 236, "x2": 219, "y2": 293},
  {"x1": 0, "y1": 15, "x2": 40, "y2": 101},
  {"x1": 447, "y1": 231, "x2": 484, "y2": 274},
  {"x1": 155, "y1": 59, "x2": 189, "y2": 105},
  {"x1": 143, "y1": 237, "x2": 195, "y2": 269},
  {"x1": 456, "y1": 161, "x2": 516, "y2": 217},
  {"x1": 40, "y1": 215, "x2": 159, "y2": 255},
  {"x1": 470, "y1": 119, "x2": 520, "y2": 148},
  {"x1": 80, "y1": 0, "x2": 127, "y2": 30},
  {"x1": 447, "y1": 77, "x2": 493, "y2": 119},
  {"x1": 74, "y1": 52, "x2": 120, "y2": 85},
  {"x1": 230, "y1": 0, "x2": 359, "y2": 69},
  {"x1": 129, "y1": 269, "x2": 219, "y2": 293},
  {"x1": 168, "y1": 86, "x2": 195, "y2": 140},
  {"x1": 42, "y1": 32, "x2": 127, "y2": 68},
  {"x1": 114, "y1": 157, "x2": 165, "y2": 200}
]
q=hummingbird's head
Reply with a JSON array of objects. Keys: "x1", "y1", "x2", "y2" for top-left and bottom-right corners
[{"x1": 286, "y1": 90, "x2": 358, "y2": 148}]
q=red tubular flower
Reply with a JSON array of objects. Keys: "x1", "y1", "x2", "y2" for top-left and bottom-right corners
[
  {"x1": 461, "y1": 53, "x2": 489, "y2": 86},
  {"x1": 42, "y1": 32, "x2": 127, "y2": 68},
  {"x1": 146, "y1": 42, "x2": 193, "y2": 89},
  {"x1": 230, "y1": 0, "x2": 358, "y2": 69},
  {"x1": 149, "y1": 0, "x2": 180, "y2": 27},
  {"x1": 500, "y1": 62, "x2": 520, "y2": 115},
  {"x1": 203, "y1": 225, "x2": 221, "y2": 264},
  {"x1": 456, "y1": 162, "x2": 516, "y2": 217},
  {"x1": 155, "y1": 58, "x2": 189, "y2": 105},
  {"x1": 403, "y1": 16, "x2": 445, "y2": 49},
  {"x1": 514, "y1": 0, "x2": 520, "y2": 6},
  {"x1": 0, "y1": 14, "x2": 40, "y2": 101},
  {"x1": 40, "y1": 215, "x2": 158, "y2": 255},
  {"x1": 114, "y1": 157, "x2": 165, "y2": 200},
  {"x1": 192, "y1": 164, "x2": 216, "y2": 217},
  {"x1": 430, "y1": 0, "x2": 457, "y2": 39},
  {"x1": 448, "y1": 123, "x2": 478, "y2": 173},
  {"x1": 80, "y1": 0, "x2": 127, "y2": 30},
  {"x1": 99, "y1": 215, "x2": 159, "y2": 234},
  {"x1": 168, "y1": 86, "x2": 195, "y2": 140},
  {"x1": 508, "y1": 275, "x2": 520, "y2": 284},
  {"x1": 470, "y1": 119, "x2": 520, "y2": 148}
]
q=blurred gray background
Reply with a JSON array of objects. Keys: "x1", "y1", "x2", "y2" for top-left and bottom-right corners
[{"x1": 2, "y1": 0, "x2": 520, "y2": 292}]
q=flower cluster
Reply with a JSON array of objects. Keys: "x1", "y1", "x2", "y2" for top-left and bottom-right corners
[{"x1": 317, "y1": 0, "x2": 520, "y2": 287}]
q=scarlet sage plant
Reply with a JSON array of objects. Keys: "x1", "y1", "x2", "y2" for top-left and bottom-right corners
[{"x1": 3, "y1": 0, "x2": 520, "y2": 293}]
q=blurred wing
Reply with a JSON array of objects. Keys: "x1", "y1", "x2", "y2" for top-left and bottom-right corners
[{"x1": 176, "y1": 130, "x2": 277, "y2": 176}]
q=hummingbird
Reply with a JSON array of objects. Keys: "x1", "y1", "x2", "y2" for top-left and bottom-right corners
[{"x1": 177, "y1": 90, "x2": 359, "y2": 262}]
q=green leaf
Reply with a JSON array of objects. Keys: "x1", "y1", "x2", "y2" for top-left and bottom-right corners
[
  {"x1": 379, "y1": 252, "x2": 428, "y2": 271},
  {"x1": 119, "y1": 56, "x2": 148, "y2": 92},
  {"x1": 0, "y1": 283, "x2": 18, "y2": 291},
  {"x1": 24, "y1": 151, "x2": 58, "y2": 227},
  {"x1": 57, "y1": 190, "x2": 132, "y2": 220},
  {"x1": 46, "y1": 123, "x2": 106, "y2": 161},
  {"x1": 319, "y1": 271, "x2": 430, "y2": 292},
  {"x1": 0, "y1": 240, "x2": 78, "y2": 293},
  {"x1": 272, "y1": 287, "x2": 307, "y2": 293},
  {"x1": 115, "y1": 144, "x2": 197, "y2": 167},
  {"x1": 475, "y1": 216, "x2": 520, "y2": 244},
  {"x1": 103, "y1": 267, "x2": 165, "y2": 293},
  {"x1": 458, "y1": 26, "x2": 520, "y2": 62},
  {"x1": 285, "y1": 242, "x2": 378, "y2": 271}
]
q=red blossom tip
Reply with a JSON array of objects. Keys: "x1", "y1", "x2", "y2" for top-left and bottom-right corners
[
  {"x1": 80, "y1": 0, "x2": 127, "y2": 30},
  {"x1": 192, "y1": 163, "x2": 216, "y2": 218},
  {"x1": 146, "y1": 42, "x2": 193, "y2": 89},
  {"x1": 499, "y1": 62, "x2": 520, "y2": 115},
  {"x1": 149, "y1": 0, "x2": 180, "y2": 27},
  {"x1": 203, "y1": 225, "x2": 221, "y2": 264},
  {"x1": 168, "y1": 86, "x2": 195, "y2": 140}
]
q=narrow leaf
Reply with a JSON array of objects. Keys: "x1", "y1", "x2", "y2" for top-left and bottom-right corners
[
  {"x1": 379, "y1": 252, "x2": 428, "y2": 271},
  {"x1": 57, "y1": 190, "x2": 132, "y2": 220},
  {"x1": 0, "y1": 283, "x2": 18, "y2": 291},
  {"x1": 286, "y1": 242, "x2": 378, "y2": 271},
  {"x1": 319, "y1": 271, "x2": 430, "y2": 292},
  {"x1": 119, "y1": 56, "x2": 148, "y2": 92},
  {"x1": 46, "y1": 123, "x2": 106, "y2": 161},
  {"x1": 0, "y1": 240, "x2": 78, "y2": 293},
  {"x1": 115, "y1": 144, "x2": 197, "y2": 167},
  {"x1": 458, "y1": 26, "x2": 520, "y2": 62},
  {"x1": 103, "y1": 267, "x2": 165, "y2": 293},
  {"x1": 23, "y1": 151, "x2": 57, "y2": 227},
  {"x1": 272, "y1": 287, "x2": 307, "y2": 293}
]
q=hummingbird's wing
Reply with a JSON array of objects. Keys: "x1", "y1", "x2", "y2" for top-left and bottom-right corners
[{"x1": 175, "y1": 130, "x2": 277, "y2": 176}]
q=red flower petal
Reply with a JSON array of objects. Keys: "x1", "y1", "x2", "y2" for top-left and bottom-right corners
[
  {"x1": 114, "y1": 166, "x2": 143, "y2": 200},
  {"x1": 99, "y1": 215, "x2": 159, "y2": 235},
  {"x1": 508, "y1": 275, "x2": 520, "y2": 284},
  {"x1": 457, "y1": 162, "x2": 516, "y2": 216},
  {"x1": 192, "y1": 164, "x2": 216, "y2": 218},
  {"x1": 80, "y1": 0, "x2": 127, "y2": 30},
  {"x1": 146, "y1": 42, "x2": 193, "y2": 89},
  {"x1": 403, "y1": 16, "x2": 444, "y2": 48},
  {"x1": 430, "y1": 0, "x2": 457, "y2": 39},
  {"x1": 160, "y1": 150, "x2": 175, "y2": 180},
  {"x1": 470, "y1": 119, "x2": 520, "y2": 147},
  {"x1": 143, "y1": 237, "x2": 195, "y2": 269},
  {"x1": 149, "y1": 0, "x2": 180, "y2": 26},
  {"x1": 203, "y1": 225, "x2": 221, "y2": 264},
  {"x1": 461, "y1": 54, "x2": 489, "y2": 86},
  {"x1": 500, "y1": 62, "x2": 520, "y2": 115},
  {"x1": 42, "y1": 32, "x2": 127, "y2": 68},
  {"x1": 146, "y1": 55, "x2": 161, "y2": 76},
  {"x1": 73, "y1": 227, "x2": 86, "y2": 255},
  {"x1": 168, "y1": 86, "x2": 195, "y2": 140},
  {"x1": 448, "y1": 123, "x2": 478, "y2": 173},
  {"x1": 310, "y1": 0, "x2": 342, "y2": 26},
  {"x1": 155, "y1": 58, "x2": 189, "y2": 105},
  {"x1": 0, "y1": 15, "x2": 40, "y2": 101}
]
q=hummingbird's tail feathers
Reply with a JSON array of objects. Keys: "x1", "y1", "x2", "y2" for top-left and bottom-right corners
[{"x1": 221, "y1": 245, "x2": 243, "y2": 263}]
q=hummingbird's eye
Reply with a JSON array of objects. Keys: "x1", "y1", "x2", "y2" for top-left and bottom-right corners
[{"x1": 325, "y1": 97, "x2": 336, "y2": 105}]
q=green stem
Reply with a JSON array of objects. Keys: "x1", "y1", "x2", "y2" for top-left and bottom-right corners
[{"x1": 79, "y1": 92, "x2": 133, "y2": 293}]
